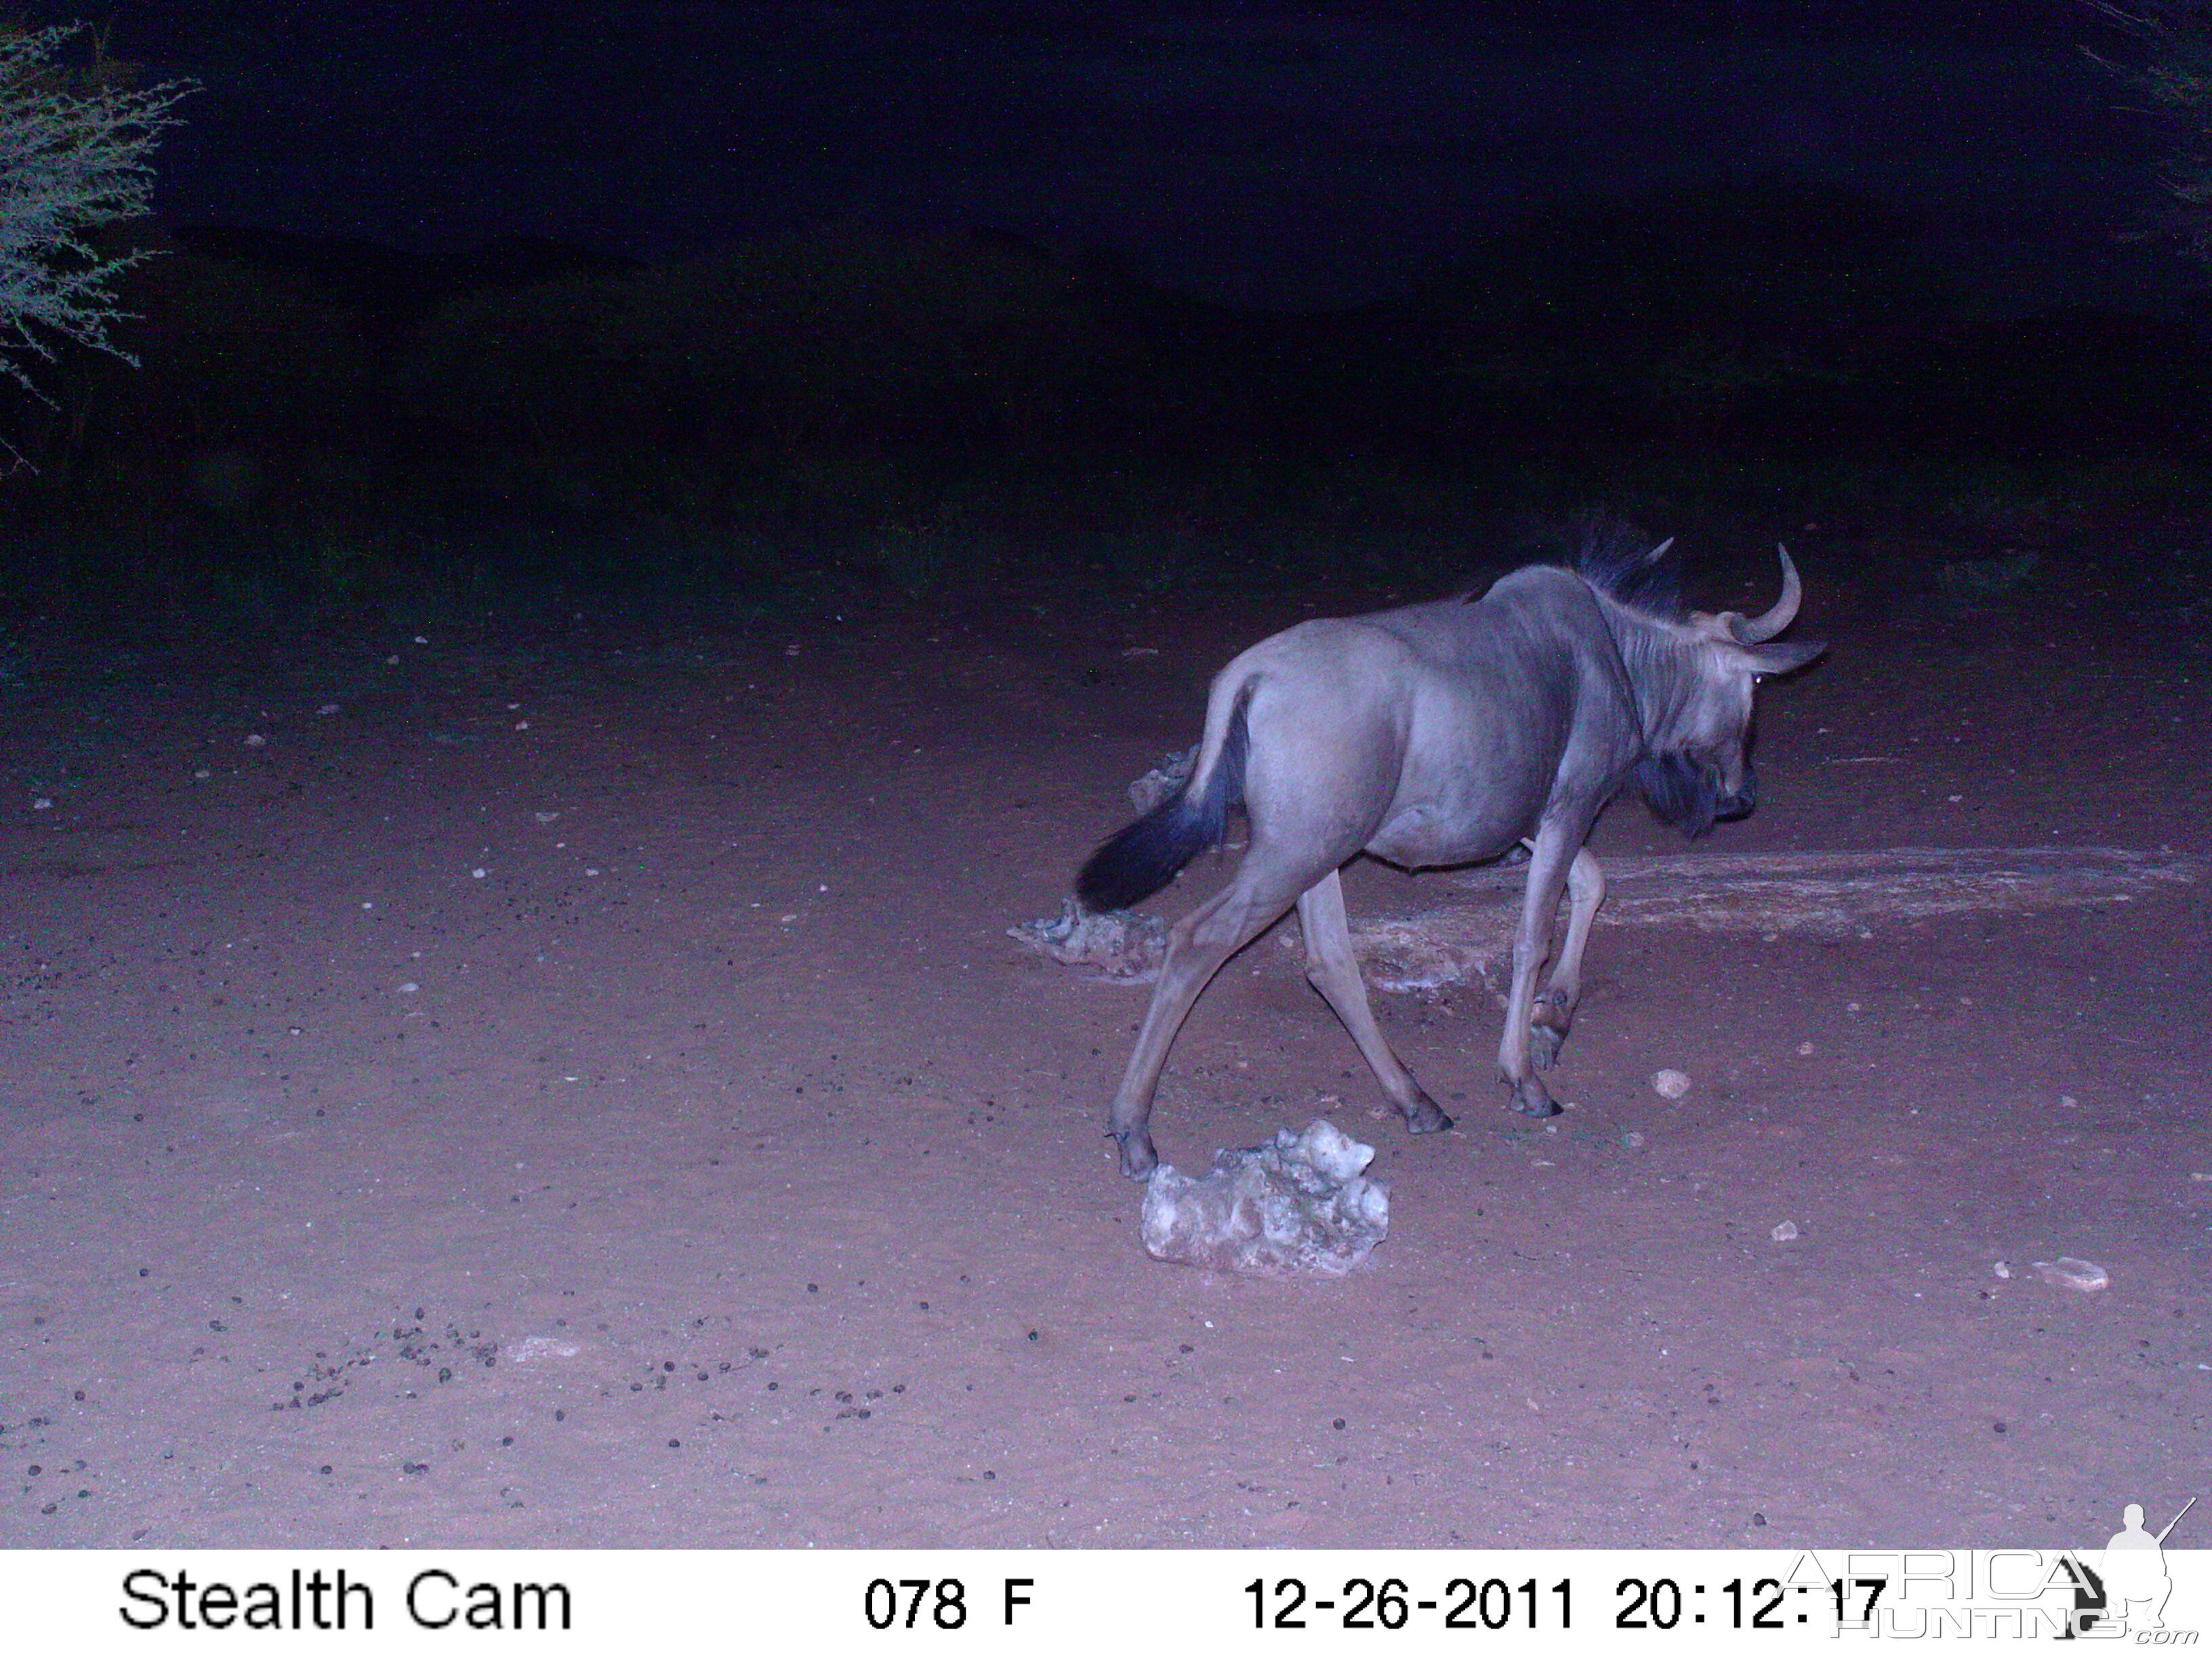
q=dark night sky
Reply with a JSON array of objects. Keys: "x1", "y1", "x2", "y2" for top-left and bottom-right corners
[{"x1": 73, "y1": 1, "x2": 2184, "y2": 310}]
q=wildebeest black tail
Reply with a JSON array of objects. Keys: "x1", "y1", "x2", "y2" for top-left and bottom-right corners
[{"x1": 1076, "y1": 685, "x2": 1251, "y2": 912}]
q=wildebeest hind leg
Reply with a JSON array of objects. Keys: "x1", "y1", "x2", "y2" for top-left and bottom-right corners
[
  {"x1": 1296, "y1": 869, "x2": 1452, "y2": 1134},
  {"x1": 1105, "y1": 861, "x2": 1313, "y2": 1181}
]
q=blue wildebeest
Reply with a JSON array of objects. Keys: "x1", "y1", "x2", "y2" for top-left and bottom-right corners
[{"x1": 1076, "y1": 537, "x2": 1823, "y2": 1179}]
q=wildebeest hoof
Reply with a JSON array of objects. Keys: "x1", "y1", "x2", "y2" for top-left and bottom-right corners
[
  {"x1": 1400, "y1": 1091, "x2": 1454, "y2": 1134},
  {"x1": 1529, "y1": 992, "x2": 1574, "y2": 1070},
  {"x1": 1114, "y1": 1129, "x2": 1160, "y2": 1181},
  {"x1": 1506, "y1": 1080, "x2": 1562, "y2": 1118}
]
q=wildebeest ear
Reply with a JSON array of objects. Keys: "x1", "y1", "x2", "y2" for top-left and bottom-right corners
[{"x1": 1740, "y1": 639, "x2": 1824, "y2": 677}]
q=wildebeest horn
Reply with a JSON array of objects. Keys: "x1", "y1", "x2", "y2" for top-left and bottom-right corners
[{"x1": 1731, "y1": 544, "x2": 1801, "y2": 644}]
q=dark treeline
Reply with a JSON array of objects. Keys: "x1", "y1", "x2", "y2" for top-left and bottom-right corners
[{"x1": 3, "y1": 179, "x2": 2206, "y2": 634}]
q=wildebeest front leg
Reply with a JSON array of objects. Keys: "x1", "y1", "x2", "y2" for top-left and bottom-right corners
[
  {"x1": 1296, "y1": 869, "x2": 1452, "y2": 1134},
  {"x1": 1529, "y1": 847, "x2": 1603, "y2": 1070},
  {"x1": 1498, "y1": 819, "x2": 1589, "y2": 1116}
]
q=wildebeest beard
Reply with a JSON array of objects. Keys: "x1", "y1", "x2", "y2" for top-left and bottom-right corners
[{"x1": 1633, "y1": 750, "x2": 1757, "y2": 838}]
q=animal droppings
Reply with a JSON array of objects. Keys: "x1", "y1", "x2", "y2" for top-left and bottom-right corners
[
  {"x1": 2032, "y1": 1257, "x2": 2108, "y2": 1292},
  {"x1": 1652, "y1": 1069, "x2": 1692, "y2": 1100},
  {"x1": 1140, "y1": 1119, "x2": 1389, "y2": 1277}
]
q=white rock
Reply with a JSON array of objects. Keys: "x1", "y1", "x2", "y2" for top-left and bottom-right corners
[
  {"x1": 2032, "y1": 1257, "x2": 2108, "y2": 1292},
  {"x1": 1771, "y1": 1220, "x2": 1800, "y2": 1242},
  {"x1": 1141, "y1": 1120, "x2": 1390, "y2": 1277},
  {"x1": 1008, "y1": 898, "x2": 1166, "y2": 982},
  {"x1": 505, "y1": 1336, "x2": 582, "y2": 1362},
  {"x1": 1652, "y1": 1068, "x2": 1692, "y2": 1100},
  {"x1": 1127, "y1": 745, "x2": 1198, "y2": 814}
]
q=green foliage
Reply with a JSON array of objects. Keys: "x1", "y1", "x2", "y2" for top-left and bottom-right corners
[
  {"x1": 0, "y1": 22, "x2": 194, "y2": 409},
  {"x1": 2090, "y1": 4, "x2": 2212, "y2": 266}
]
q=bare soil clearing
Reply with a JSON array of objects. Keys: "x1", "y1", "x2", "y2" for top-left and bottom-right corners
[{"x1": 1, "y1": 559, "x2": 2206, "y2": 1548}]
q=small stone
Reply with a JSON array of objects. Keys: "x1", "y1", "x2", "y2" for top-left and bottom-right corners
[
  {"x1": 244, "y1": 734, "x2": 265, "y2": 747},
  {"x1": 397, "y1": 982, "x2": 419, "y2": 994},
  {"x1": 471, "y1": 867, "x2": 487, "y2": 879},
  {"x1": 1652, "y1": 1069, "x2": 1692, "y2": 1101},
  {"x1": 2032, "y1": 1257, "x2": 2108, "y2": 1292},
  {"x1": 1771, "y1": 1221, "x2": 1799, "y2": 1242},
  {"x1": 1622, "y1": 1130, "x2": 1647, "y2": 1149},
  {"x1": 1796, "y1": 1041, "x2": 1816, "y2": 1057},
  {"x1": 31, "y1": 798, "x2": 51, "y2": 811},
  {"x1": 1993, "y1": 1261, "x2": 2011, "y2": 1279},
  {"x1": 316, "y1": 703, "x2": 339, "y2": 716}
]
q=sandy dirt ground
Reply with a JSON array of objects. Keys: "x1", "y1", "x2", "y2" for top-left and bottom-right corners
[{"x1": 1, "y1": 541, "x2": 2206, "y2": 1549}]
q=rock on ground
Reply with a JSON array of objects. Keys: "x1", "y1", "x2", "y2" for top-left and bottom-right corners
[{"x1": 1140, "y1": 1119, "x2": 1390, "y2": 1277}]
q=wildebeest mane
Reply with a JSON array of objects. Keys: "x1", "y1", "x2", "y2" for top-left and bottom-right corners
[
  {"x1": 1632, "y1": 750, "x2": 1721, "y2": 838},
  {"x1": 1572, "y1": 517, "x2": 1684, "y2": 621}
]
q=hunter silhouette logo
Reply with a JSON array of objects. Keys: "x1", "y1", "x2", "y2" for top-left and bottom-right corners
[{"x1": 2062, "y1": 1497, "x2": 2196, "y2": 1639}]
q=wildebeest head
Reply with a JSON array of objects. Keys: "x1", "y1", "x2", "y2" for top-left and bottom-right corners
[{"x1": 1631, "y1": 546, "x2": 1824, "y2": 837}]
